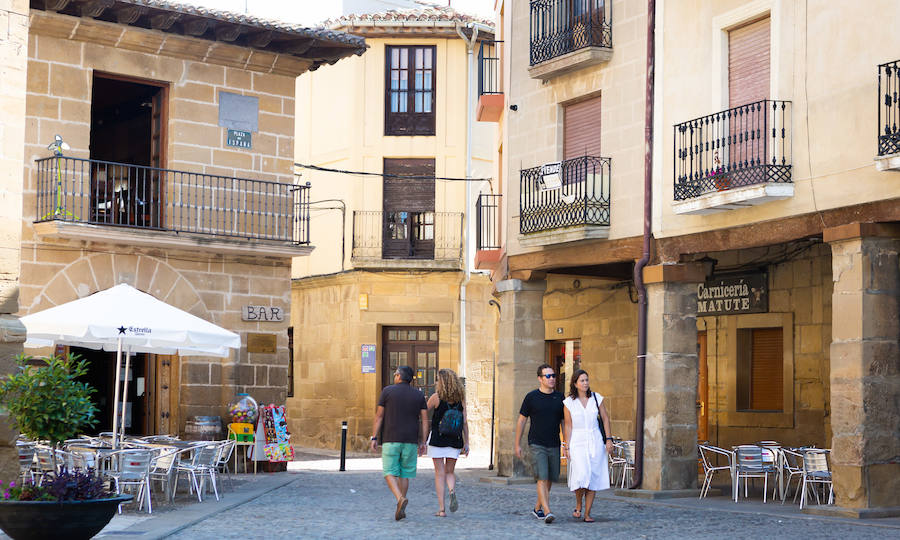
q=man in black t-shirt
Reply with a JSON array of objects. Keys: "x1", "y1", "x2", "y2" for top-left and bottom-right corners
[
  {"x1": 370, "y1": 365, "x2": 428, "y2": 521},
  {"x1": 515, "y1": 363, "x2": 564, "y2": 524}
]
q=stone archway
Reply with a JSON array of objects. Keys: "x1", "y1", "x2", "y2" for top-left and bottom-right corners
[{"x1": 28, "y1": 253, "x2": 210, "y2": 320}]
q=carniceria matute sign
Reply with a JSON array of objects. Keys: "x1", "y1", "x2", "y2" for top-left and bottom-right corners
[{"x1": 697, "y1": 273, "x2": 768, "y2": 316}]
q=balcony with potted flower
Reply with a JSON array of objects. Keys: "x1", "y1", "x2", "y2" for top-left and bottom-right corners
[{"x1": 672, "y1": 99, "x2": 793, "y2": 215}]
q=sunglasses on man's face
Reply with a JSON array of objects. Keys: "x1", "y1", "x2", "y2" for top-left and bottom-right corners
[{"x1": 542, "y1": 373, "x2": 557, "y2": 379}]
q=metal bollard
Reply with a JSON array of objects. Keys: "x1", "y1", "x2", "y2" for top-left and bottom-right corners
[{"x1": 339, "y1": 421, "x2": 348, "y2": 471}]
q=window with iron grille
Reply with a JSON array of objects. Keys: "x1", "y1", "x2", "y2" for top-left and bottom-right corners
[{"x1": 385, "y1": 45, "x2": 436, "y2": 136}]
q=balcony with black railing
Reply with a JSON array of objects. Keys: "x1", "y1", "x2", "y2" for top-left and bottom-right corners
[
  {"x1": 475, "y1": 194, "x2": 502, "y2": 270},
  {"x1": 519, "y1": 156, "x2": 610, "y2": 246},
  {"x1": 351, "y1": 211, "x2": 463, "y2": 270},
  {"x1": 672, "y1": 100, "x2": 793, "y2": 215},
  {"x1": 876, "y1": 60, "x2": 900, "y2": 171},
  {"x1": 477, "y1": 40, "x2": 503, "y2": 122},
  {"x1": 529, "y1": 0, "x2": 612, "y2": 80},
  {"x1": 34, "y1": 156, "x2": 310, "y2": 256}
]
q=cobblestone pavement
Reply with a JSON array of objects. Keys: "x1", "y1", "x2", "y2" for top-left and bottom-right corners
[{"x1": 170, "y1": 469, "x2": 896, "y2": 540}]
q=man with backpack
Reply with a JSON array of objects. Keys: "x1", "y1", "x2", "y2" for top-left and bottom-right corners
[
  {"x1": 425, "y1": 368, "x2": 469, "y2": 517},
  {"x1": 515, "y1": 363, "x2": 565, "y2": 524},
  {"x1": 370, "y1": 365, "x2": 428, "y2": 520}
]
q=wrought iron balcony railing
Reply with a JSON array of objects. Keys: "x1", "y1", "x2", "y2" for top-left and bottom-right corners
[
  {"x1": 352, "y1": 211, "x2": 463, "y2": 261},
  {"x1": 673, "y1": 100, "x2": 792, "y2": 201},
  {"x1": 878, "y1": 60, "x2": 900, "y2": 156},
  {"x1": 519, "y1": 156, "x2": 610, "y2": 234},
  {"x1": 35, "y1": 156, "x2": 310, "y2": 245},
  {"x1": 478, "y1": 40, "x2": 502, "y2": 96},
  {"x1": 475, "y1": 194, "x2": 502, "y2": 250},
  {"x1": 530, "y1": 0, "x2": 612, "y2": 66}
]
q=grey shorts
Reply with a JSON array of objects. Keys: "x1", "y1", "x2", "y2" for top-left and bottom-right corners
[{"x1": 530, "y1": 444, "x2": 560, "y2": 482}]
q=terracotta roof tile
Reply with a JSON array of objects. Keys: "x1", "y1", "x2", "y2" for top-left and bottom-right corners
[
  {"x1": 327, "y1": 3, "x2": 493, "y2": 29},
  {"x1": 124, "y1": 0, "x2": 367, "y2": 48}
]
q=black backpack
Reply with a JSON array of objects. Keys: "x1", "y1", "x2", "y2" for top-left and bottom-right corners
[{"x1": 438, "y1": 404, "x2": 464, "y2": 437}]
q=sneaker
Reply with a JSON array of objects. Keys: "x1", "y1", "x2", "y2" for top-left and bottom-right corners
[
  {"x1": 544, "y1": 513, "x2": 555, "y2": 524},
  {"x1": 449, "y1": 490, "x2": 458, "y2": 513},
  {"x1": 531, "y1": 508, "x2": 545, "y2": 519}
]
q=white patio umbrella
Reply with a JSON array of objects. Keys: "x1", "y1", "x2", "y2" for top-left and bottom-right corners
[{"x1": 21, "y1": 283, "x2": 241, "y2": 447}]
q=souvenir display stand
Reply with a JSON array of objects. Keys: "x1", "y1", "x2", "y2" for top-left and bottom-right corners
[{"x1": 252, "y1": 404, "x2": 294, "y2": 471}]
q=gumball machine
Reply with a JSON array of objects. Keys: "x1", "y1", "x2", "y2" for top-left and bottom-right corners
[{"x1": 227, "y1": 392, "x2": 259, "y2": 426}]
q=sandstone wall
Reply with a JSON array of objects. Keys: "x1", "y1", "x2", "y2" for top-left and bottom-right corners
[
  {"x1": 287, "y1": 271, "x2": 496, "y2": 453},
  {"x1": 702, "y1": 242, "x2": 833, "y2": 450},
  {"x1": 542, "y1": 275, "x2": 638, "y2": 440}
]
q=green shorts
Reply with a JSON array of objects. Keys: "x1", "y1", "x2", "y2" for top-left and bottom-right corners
[
  {"x1": 530, "y1": 444, "x2": 560, "y2": 482},
  {"x1": 381, "y1": 442, "x2": 418, "y2": 478}
]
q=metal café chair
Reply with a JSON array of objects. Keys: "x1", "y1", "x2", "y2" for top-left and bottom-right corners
[
  {"x1": 33, "y1": 445, "x2": 57, "y2": 485},
  {"x1": 214, "y1": 439, "x2": 236, "y2": 492},
  {"x1": 16, "y1": 443, "x2": 36, "y2": 484},
  {"x1": 800, "y1": 449, "x2": 833, "y2": 509},
  {"x1": 175, "y1": 443, "x2": 220, "y2": 503},
  {"x1": 106, "y1": 449, "x2": 155, "y2": 513},
  {"x1": 614, "y1": 440, "x2": 636, "y2": 489},
  {"x1": 779, "y1": 448, "x2": 805, "y2": 504},
  {"x1": 698, "y1": 444, "x2": 734, "y2": 499},
  {"x1": 733, "y1": 445, "x2": 776, "y2": 502}
]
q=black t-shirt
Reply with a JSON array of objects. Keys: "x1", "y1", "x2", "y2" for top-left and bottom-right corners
[
  {"x1": 378, "y1": 383, "x2": 427, "y2": 444},
  {"x1": 519, "y1": 389, "x2": 564, "y2": 447}
]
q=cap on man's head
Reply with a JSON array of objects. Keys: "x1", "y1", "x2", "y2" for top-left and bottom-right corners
[{"x1": 396, "y1": 365, "x2": 414, "y2": 383}]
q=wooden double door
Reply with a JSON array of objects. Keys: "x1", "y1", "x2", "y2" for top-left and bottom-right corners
[{"x1": 382, "y1": 326, "x2": 439, "y2": 397}]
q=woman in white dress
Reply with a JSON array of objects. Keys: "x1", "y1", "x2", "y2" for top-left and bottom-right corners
[{"x1": 562, "y1": 369, "x2": 612, "y2": 522}]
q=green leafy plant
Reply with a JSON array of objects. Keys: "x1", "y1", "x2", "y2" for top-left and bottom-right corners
[{"x1": 0, "y1": 354, "x2": 98, "y2": 446}]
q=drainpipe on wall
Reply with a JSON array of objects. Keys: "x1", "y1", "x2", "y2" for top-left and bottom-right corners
[
  {"x1": 631, "y1": 0, "x2": 656, "y2": 490},
  {"x1": 455, "y1": 23, "x2": 478, "y2": 380}
]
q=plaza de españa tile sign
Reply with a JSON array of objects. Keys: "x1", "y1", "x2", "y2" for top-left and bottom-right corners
[{"x1": 697, "y1": 273, "x2": 768, "y2": 316}]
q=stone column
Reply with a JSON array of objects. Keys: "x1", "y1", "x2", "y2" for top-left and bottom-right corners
[
  {"x1": 640, "y1": 263, "x2": 705, "y2": 493},
  {"x1": 824, "y1": 223, "x2": 900, "y2": 516},
  {"x1": 0, "y1": 0, "x2": 29, "y2": 481},
  {"x1": 495, "y1": 278, "x2": 546, "y2": 477}
]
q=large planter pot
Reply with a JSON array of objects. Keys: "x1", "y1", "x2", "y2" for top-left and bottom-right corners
[{"x1": 0, "y1": 495, "x2": 133, "y2": 540}]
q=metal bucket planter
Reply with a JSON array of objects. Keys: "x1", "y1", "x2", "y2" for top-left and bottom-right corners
[{"x1": 0, "y1": 495, "x2": 133, "y2": 540}]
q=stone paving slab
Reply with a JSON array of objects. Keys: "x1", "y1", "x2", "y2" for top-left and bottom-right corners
[{"x1": 167, "y1": 468, "x2": 899, "y2": 540}]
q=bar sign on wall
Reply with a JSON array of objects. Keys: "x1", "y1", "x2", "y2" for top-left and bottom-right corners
[{"x1": 227, "y1": 129, "x2": 252, "y2": 149}]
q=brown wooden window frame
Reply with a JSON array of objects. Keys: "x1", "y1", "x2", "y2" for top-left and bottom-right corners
[{"x1": 385, "y1": 45, "x2": 436, "y2": 136}]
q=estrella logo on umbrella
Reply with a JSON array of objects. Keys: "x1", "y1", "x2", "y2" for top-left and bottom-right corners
[{"x1": 118, "y1": 325, "x2": 152, "y2": 336}]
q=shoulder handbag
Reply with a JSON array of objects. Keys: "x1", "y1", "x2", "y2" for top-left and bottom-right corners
[{"x1": 592, "y1": 393, "x2": 607, "y2": 443}]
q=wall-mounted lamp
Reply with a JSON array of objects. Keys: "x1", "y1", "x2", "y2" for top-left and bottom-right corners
[{"x1": 509, "y1": 104, "x2": 518, "y2": 111}]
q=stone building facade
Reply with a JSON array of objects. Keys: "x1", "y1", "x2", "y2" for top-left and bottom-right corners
[
  {"x1": 288, "y1": 5, "x2": 499, "y2": 454},
  {"x1": 0, "y1": 0, "x2": 29, "y2": 480},
  {"x1": 8, "y1": 1, "x2": 364, "y2": 439},
  {"x1": 481, "y1": 0, "x2": 899, "y2": 516}
]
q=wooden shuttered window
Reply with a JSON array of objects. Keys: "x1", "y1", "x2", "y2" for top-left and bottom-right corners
[
  {"x1": 737, "y1": 327, "x2": 784, "y2": 411},
  {"x1": 382, "y1": 158, "x2": 435, "y2": 259},
  {"x1": 563, "y1": 95, "x2": 602, "y2": 160},
  {"x1": 728, "y1": 17, "x2": 770, "y2": 107}
]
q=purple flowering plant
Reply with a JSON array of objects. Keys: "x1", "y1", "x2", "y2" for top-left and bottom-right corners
[{"x1": 2, "y1": 469, "x2": 110, "y2": 502}]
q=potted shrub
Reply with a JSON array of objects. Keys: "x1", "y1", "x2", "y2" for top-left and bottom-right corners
[{"x1": 0, "y1": 354, "x2": 132, "y2": 540}]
